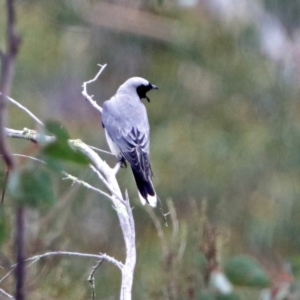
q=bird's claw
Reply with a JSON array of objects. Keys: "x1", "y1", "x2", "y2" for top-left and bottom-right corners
[{"x1": 119, "y1": 157, "x2": 127, "y2": 168}]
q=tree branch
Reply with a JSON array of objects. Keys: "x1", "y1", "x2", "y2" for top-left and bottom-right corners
[
  {"x1": 0, "y1": 288, "x2": 15, "y2": 299},
  {"x1": 5, "y1": 126, "x2": 136, "y2": 299},
  {"x1": 62, "y1": 172, "x2": 114, "y2": 202},
  {"x1": 3, "y1": 64, "x2": 137, "y2": 300},
  {"x1": 1, "y1": 3, "x2": 23, "y2": 299},
  {"x1": 5, "y1": 127, "x2": 54, "y2": 144},
  {"x1": 81, "y1": 68, "x2": 138, "y2": 298},
  {"x1": 1, "y1": 93, "x2": 44, "y2": 126},
  {"x1": 81, "y1": 64, "x2": 107, "y2": 114},
  {"x1": 0, "y1": 0, "x2": 21, "y2": 169},
  {"x1": 87, "y1": 259, "x2": 103, "y2": 300},
  {"x1": 19, "y1": 251, "x2": 123, "y2": 271}
]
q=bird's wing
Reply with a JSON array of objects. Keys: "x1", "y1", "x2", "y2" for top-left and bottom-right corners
[
  {"x1": 121, "y1": 127, "x2": 153, "y2": 180},
  {"x1": 102, "y1": 100, "x2": 153, "y2": 180}
]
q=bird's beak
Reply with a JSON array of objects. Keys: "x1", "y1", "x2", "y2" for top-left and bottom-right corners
[
  {"x1": 151, "y1": 84, "x2": 158, "y2": 90},
  {"x1": 146, "y1": 96, "x2": 150, "y2": 102}
]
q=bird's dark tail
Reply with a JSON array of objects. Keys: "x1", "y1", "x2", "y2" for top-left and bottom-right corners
[{"x1": 131, "y1": 167, "x2": 157, "y2": 207}]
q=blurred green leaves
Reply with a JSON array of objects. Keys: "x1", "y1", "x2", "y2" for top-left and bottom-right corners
[
  {"x1": 225, "y1": 256, "x2": 271, "y2": 288},
  {"x1": 5, "y1": 121, "x2": 91, "y2": 208},
  {"x1": 198, "y1": 291, "x2": 240, "y2": 300},
  {"x1": 42, "y1": 121, "x2": 90, "y2": 166},
  {"x1": 8, "y1": 167, "x2": 56, "y2": 208}
]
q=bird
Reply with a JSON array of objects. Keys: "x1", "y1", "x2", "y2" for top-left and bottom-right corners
[{"x1": 102, "y1": 77, "x2": 158, "y2": 207}]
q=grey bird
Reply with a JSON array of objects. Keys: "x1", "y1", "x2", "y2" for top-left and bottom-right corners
[{"x1": 102, "y1": 77, "x2": 158, "y2": 207}]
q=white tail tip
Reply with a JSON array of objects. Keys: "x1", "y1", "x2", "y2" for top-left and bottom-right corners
[{"x1": 138, "y1": 192, "x2": 157, "y2": 207}]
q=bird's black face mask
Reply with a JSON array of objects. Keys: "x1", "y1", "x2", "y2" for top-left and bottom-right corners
[{"x1": 136, "y1": 83, "x2": 158, "y2": 102}]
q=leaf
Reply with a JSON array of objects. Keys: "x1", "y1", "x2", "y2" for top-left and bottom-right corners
[
  {"x1": 43, "y1": 140, "x2": 90, "y2": 165},
  {"x1": 195, "y1": 252, "x2": 208, "y2": 270},
  {"x1": 43, "y1": 121, "x2": 90, "y2": 165},
  {"x1": 45, "y1": 120, "x2": 70, "y2": 141},
  {"x1": 8, "y1": 168, "x2": 56, "y2": 208},
  {"x1": 225, "y1": 256, "x2": 271, "y2": 288}
]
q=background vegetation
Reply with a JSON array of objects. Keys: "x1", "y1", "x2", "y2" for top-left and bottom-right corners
[{"x1": 1, "y1": 0, "x2": 300, "y2": 299}]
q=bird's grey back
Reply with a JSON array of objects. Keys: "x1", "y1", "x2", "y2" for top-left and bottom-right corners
[{"x1": 102, "y1": 91, "x2": 150, "y2": 151}]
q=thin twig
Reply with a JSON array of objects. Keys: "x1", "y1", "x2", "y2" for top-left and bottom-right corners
[
  {"x1": 10, "y1": 251, "x2": 123, "y2": 270},
  {"x1": 4, "y1": 129, "x2": 124, "y2": 204},
  {"x1": 0, "y1": 252, "x2": 123, "y2": 295},
  {"x1": 1, "y1": 93, "x2": 44, "y2": 126},
  {"x1": 8, "y1": 154, "x2": 46, "y2": 164},
  {"x1": 37, "y1": 252, "x2": 120, "y2": 268},
  {"x1": 5, "y1": 127, "x2": 54, "y2": 144},
  {"x1": 90, "y1": 164, "x2": 125, "y2": 204},
  {"x1": 0, "y1": 288, "x2": 15, "y2": 299},
  {"x1": 86, "y1": 144, "x2": 114, "y2": 156},
  {"x1": 0, "y1": 252, "x2": 123, "y2": 290},
  {"x1": 82, "y1": 64, "x2": 107, "y2": 113},
  {"x1": 88, "y1": 259, "x2": 103, "y2": 300},
  {"x1": 62, "y1": 172, "x2": 114, "y2": 202},
  {"x1": 0, "y1": 267, "x2": 15, "y2": 284}
]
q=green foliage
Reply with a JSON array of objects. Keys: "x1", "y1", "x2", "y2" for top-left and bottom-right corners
[
  {"x1": 198, "y1": 290, "x2": 215, "y2": 300},
  {"x1": 8, "y1": 167, "x2": 56, "y2": 208},
  {"x1": 42, "y1": 121, "x2": 90, "y2": 166},
  {"x1": 225, "y1": 256, "x2": 271, "y2": 288},
  {"x1": 198, "y1": 290, "x2": 240, "y2": 300},
  {"x1": 195, "y1": 252, "x2": 209, "y2": 271}
]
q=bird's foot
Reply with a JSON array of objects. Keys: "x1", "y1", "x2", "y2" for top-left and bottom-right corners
[{"x1": 119, "y1": 157, "x2": 127, "y2": 168}]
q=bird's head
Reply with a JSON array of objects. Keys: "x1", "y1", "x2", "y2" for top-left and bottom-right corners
[{"x1": 118, "y1": 77, "x2": 158, "y2": 102}]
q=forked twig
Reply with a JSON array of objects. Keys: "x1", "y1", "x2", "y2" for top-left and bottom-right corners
[
  {"x1": 82, "y1": 64, "x2": 107, "y2": 113},
  {"x1": 88, "y1": 259, "x2": 104, "y2": 300}
]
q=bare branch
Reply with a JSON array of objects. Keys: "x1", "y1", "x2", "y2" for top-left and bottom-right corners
[
  {"x1": 0, "y1": 252, "x2": 123, "y2": 293},
  {"x1": 0, "y1": 0, "x2": 22, "y2": 169},
  {"x1": 5, "y1": 127, "x2": 54, "y2": 144},
  {"x1": 0, "y1": 267, "x2": 15, "y2": 284},
  {"x1": 90, "y1": 164, "x2": 125, "y2": 203},
  {"x1": 16, "y1": 251, "x2": 123, "y2": 270},
  {"x1": 68, "y1": 140, "x2": 126, "y2": 205},
  {"x1": 88, "y1": 259, "x2": 103, "y2": 300},
  {"x1": 82, "y1": 64, "x2": 107, "y2": 113},
  {"x1": 1, "y1": 93, "x2": 44, "y2": 126},
  {"x1": 4, "y1": 64, "x2": 137, "y2": 300},
  {"x1": 0, "y1": 16, "x2": 25, "y2": 282},
  {"x1": 82, "y1": 66, "x2": 136, "y2": 300},
  {"x1": 4, "y1": 129, "x2": 120, "y2": 204},
  {"x1": 85, "y1": 144, "x2": 114, "y2": 156},
  {"x1": 8, "y1": 154, "x2": 46, "y2": 164},
  {"x1": 62, "y1": 172, "x2": 114, "y2": 202},
  {"x1": 0, "y1": 288, "x2": 15, "y2": 299}
]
